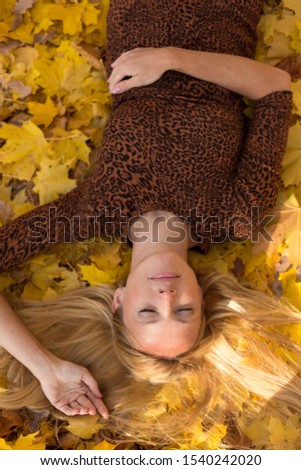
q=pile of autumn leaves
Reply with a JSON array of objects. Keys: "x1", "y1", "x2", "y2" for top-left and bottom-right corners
[{"x1": 0, "y1": 0, "x2": 301, "y2": 450}]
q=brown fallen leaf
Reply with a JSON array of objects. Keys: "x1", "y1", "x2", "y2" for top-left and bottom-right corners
[
  {"x1": 275, "y1": 255, "x2": 293, "y2": 274},
  {"x1": 271, "y1": 280, "x2": 284, "y2": 298},
  {"x1": 19, "y1": 409, "x2": 50, "y2": 434},
  {"x1": 14, "y1": 0, "x2": 36, "y2": 15},
  {"x1": 297, "y1": 265, "x2": 301, "y2": 282},
  {"x1": 7, "y1": 79, "x2": 32, "y2": 99},
  {"x1": 0, "y1": 201, "x2": 12, "y2": 222},
  {"x1": 276, "y1": 54, "x2": 301, "y2": 79},
  {"x1": 231, "y1": 258, "x2": 245, "y2": 278},
  {"x1": 71, "y1": 42, "x2": 102, "y2": 71},
  {"x1": 0, "y1": 40, "x2": 21, "y2": 55},
  {"x1": 0, "y1": 409, "x2": 24, "y2": 438}
]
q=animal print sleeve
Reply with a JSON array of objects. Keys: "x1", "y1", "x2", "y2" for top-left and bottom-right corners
[{"x1": 228, "y1": 90, "x2": 293, "y2": 241}]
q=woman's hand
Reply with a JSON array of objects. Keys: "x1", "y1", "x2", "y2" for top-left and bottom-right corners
[
  {"x1": 107, "y1": 47, "x2": 173, "y2": 94},
  {"x1": 0, "y1": 296, "x2": 109, "y2": 418},
  {"x1": 39, "y1": 359, "x2": 109, "y2": 418}
]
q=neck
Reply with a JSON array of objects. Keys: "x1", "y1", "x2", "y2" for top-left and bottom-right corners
[{"x1": 129, "y1": 211, "x2": 191, "y2": 271}]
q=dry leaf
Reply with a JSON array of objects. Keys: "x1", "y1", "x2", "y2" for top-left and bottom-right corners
[{"x1": 14, "y1": 0, "x2": 36, "y2": 16}]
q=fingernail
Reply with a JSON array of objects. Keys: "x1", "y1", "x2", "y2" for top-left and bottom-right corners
[{"x1": 112, "y1": 87, "x2": 121, "y2": 94}]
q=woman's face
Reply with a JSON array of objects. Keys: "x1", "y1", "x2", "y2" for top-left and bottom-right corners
[{"x1": 112, "y1": 253, "x2": 203, "y2": 358}]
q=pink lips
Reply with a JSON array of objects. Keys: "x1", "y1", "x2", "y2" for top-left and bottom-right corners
[{"x1": 151, "y1": 272, "x2": 180, "y2": 280}]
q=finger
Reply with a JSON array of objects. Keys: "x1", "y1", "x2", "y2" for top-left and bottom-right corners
[
  {"x1": 112, "y1": 76, "x2": 141, "y2": 95},
  {"x1": 76, "y1": 395, "x2": 96, "y2": 415},
  {"x1": 108, "y1": 68, "x2": 130, "y2": 92},
  {"x1": 89, "y1": 395, "x2": 110, "y2": 419},
  {"x1": 58, "y1": 404, "x2": 81, "y2": 416},
  {"x1": 82, "y1": 373, "x2": 102, "y2": 398},
  {"x1": 69, "y1": 400, "x2": 86, "y2": 415},
  {"x1": 81, "y1": 373, "x2": 109, "y2": 418}
]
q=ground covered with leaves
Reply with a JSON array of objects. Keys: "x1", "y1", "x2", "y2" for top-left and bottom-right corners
[{"x1": 0, "y1": 0, "x2": 301, "y2": 451}]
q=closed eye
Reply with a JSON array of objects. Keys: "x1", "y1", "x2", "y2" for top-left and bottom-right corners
[
  {"x1": 139, "y1": 307, "x2": 194, "y2": 313},
  {"x1": 176, "y1": 308, "x2": 195, "y2": 318},
  {"x1": 137, "y1": 309, "x2": 158, "y2": 319}
]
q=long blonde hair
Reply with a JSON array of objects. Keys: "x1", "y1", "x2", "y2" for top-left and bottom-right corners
[{"x1": 1, "y1": 271, "x2": 301, "y2": 448}]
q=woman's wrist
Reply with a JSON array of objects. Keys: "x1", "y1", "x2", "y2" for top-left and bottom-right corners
[
  {"x1": 28, "y1": 347, "x2": 61, "y2": 383},
  {"x1": 165, "y1": 47, "x2": 186, "y2": 73}
]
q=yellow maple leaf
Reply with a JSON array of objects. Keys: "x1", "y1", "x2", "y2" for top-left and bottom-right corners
[
  {"x1": 49, "y1": 129, "x2": 91, "y2": 167},
  {"x1": 88, "y1": 241, "x2": 121, "y2": 270},
  {"x1": 283, "y1": 282, "x2": 301, "y2": 310},
  {"x1": 0, "y1": 438, "x2": 12, "y2": 450},
  {"x1": 0, "y1": 0, "x2": 16, "y2": 21},
  {"x1": 28, "y1": 96, "x2": 59, "y2": 128},
  {"x1": 20, "y1": 281, "x2": 45, "y2": 301},
  {"x1": 0, "y1": 120, "x2": 50, "y2": 163},
  {"x1": 13, "y1": 432, "x2": 46, "y2": 450},
  {"x1": 79, "y1": 263, "x2": 118, "y2": 286},
  {"x1": 0, "y1": 22, "x2": 11, "y2": 39},
  {"x1": 33, "y1": 3, "x2": 84, "y2": 36},
  {"x1": 13, "y1": 45, "x2": 38, "y2": 71},
  {"x1": 252, "y1": 194, "x2": 301, "y2": 267},
  {"x1": 82, "y1": 1, "x2": 100, "y2": 28},
  {"x1": 188, "y1": 245, "x2": 230, "y2": 276},
  {"x1": 290, "y1": 25, "x2": 301, "y2": 52},
  {"x1": 33, "y1": 156, "x2": 77, "y2": 205},
  {"x1": 283, "y1": 0, "x2": 301, "y2": 15},
  {"x1": 204, "y1": 424, "x2": 228, "y2": 450},
  {"x1": 0, "y1": 120, "x2": 52, "y2": 181},
  {"x1": 291, "y1": 80, "x2": 301, "y2": 116},
  {"x1": 282, "y1": 124, "x2": 301, "y2": 187},
  {"x1": 34, "y1": 17, "x2": 53, "y2": 35},
  {"x1": 67, "y1": 415, "x2": 104, "y2": 439},
  {"x1": 0, "y1": 273, "x2": 15, "y2": 293},
  {"x1": 27, "y1": 253, "x2": 79, "y2": 293},
  {"x1": 7, "y1": 21, "x2": 34, "y2": 43},
  {"x1": 154, "y1": 382, "x2": 183, "y2": 412},
  {"x1": 34, "y1": 41, "x2": 91, "y2": 96},
  {"x1": 92, "y1": 440, "x2": 118, "y2": 450},
  {"x1": 245, "y1": 416, "x2": 270, "y2": 448},
  {"x1": 62, "y1": 4, "x2": 85, "y2": 35},
  {"x1": 267, "y1": 416, "x2": 300, "y2": 449},
  {"x1": 10, "y1": 189, "x2": 35, "y2": 218},
  {"x1": 98, "y1": 0, "x2": 110, "y2": 46},
  {"x1": 258, "y1": 15, "x2": 284, "y2": 44}
]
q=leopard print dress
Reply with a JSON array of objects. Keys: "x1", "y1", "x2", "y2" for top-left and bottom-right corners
[{"x1": 0, "y1": 0, "x2": 292, "y2": 272}]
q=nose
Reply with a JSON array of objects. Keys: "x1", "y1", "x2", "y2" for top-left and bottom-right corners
[{"x1": 157, "y1": 287, "x2": 176, "y2": 295}]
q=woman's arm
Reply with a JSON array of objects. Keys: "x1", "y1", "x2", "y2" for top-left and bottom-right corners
[
  {"x1": 0, "y1": 295, "x2": 109, "y2": 417},
  {"x1": 107, "y1": 47, "x2": 291, "y2": 99},
  {"x1": 194, "y1": 90, "x2": 293, "y2": 245},
  {"x1": 228, "y1": 90, "x2": 293, "y2": 238},
  {"x1": 167, "y1": 48, "x2": 292, "y2": 99}
]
